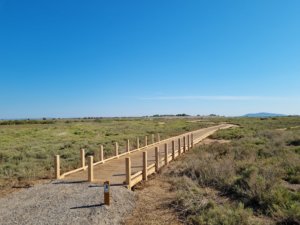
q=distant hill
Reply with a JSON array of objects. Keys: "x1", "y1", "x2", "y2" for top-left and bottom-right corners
[{"x1": 243, "y1": 112, "x2": 287, "y2": 118}]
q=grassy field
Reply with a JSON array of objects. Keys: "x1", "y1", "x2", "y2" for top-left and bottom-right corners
[
  {"x1": 164, "y1": 116, "x2": 300, "y2": 225},
  {"x1": 0, "y1": 117, "x2": 216, "y2": 188}
]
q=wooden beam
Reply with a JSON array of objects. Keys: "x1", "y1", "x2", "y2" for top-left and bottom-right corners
[
  {"x1": 126, "y1": 139, "x2": 130, "y2": 153},
  {"x1": 165, "y1": 143, "x2": 168, "y2": 165},
  {"x1": 115, "y1": 142, "x2": 119, "y2": 157},
  {"x1": 80, "y1": 149, "x2": 86, "y2": 169},
  {"x1": 99, "y1": 145, "x2": 104, "y2": 162},
  {"x1": 155, "y1": 147, "x2": 159, "y2": 172},
  {"x1": 172, "y1": 140, "x2": 175, "y2": 160},
  {"x1": 88, "y1": 156, "x2": 94, "y2": 182},
  {"x1": 143, "y1": 151, "x2": 148, "y2": 181},
  {"x1": 54, "y1": 155, "x2": 60, "y2": 179},
  {"x1": 126, "y1": 157, "x2": 131, "y2": 190}
]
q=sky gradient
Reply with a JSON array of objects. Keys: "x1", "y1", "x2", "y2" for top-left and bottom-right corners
[{"x1": 0, "y1": 0, "x2": 299, "y2": 119}]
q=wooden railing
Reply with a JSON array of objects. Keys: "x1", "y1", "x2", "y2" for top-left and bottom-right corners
[{"x1": 54, "y1": 124, "x2": 232, "y2": 182}]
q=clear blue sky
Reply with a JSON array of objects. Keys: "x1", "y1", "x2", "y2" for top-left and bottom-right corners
[{"x1": 0, "y1": 0, "x2": 299, "y2": 119}]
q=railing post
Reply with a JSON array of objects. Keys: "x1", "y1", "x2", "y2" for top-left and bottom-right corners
[
  {"x1": 155, "y1": 147, "x2": 159, "y2": 172},
  {"x1": 80, "y1": 149, "x2": 86, "y2": 169},
  {"x1": 88, "y1": 156, "x2": 94, "y2": 182},
  {"x1": 191, "y1": 133, "x2": 194, "y2": 148},
  {"x1": 183, "y1": 136, "x2": 186, "y2": 153},
  {"x1": 126, "y1": 139, "x2": 130, "y2": 153},
  {"x1": 144, "y1": 136, "x2": 148, "y2": 147},
  {"x1": 157, "y1": 134, "x2": 160, "y2": 142},
  {"x1": 152, "y1": 134, "x2": 155, "y2": 144},
  {"x1": 99, "y1": 145, "x2": 104, "y2": 162},
  {"x1": 172, "y1": 140, "x2": 175, "y2": 160},
  {"x1": 115, "y1": 142, "x2": 119, "y2": 157},
  {"x1": 54, "y1": 155, "x2": 60, "y2": 179},
  {"x1": 178, "y1": 138, "x2": 181, "y2": 156},
  {"x1": 143, "y1": 151, "x2": 148, "y2": 181},
  {"x1": 126, "y1": 157, "x2": 131, "y2": 190},
  {"x1": 136, "y1": 137, "x2": 140, "y2": 149},
  {"x1": 165, "y1": 143, "x2": 168, "y2": 165},
  {"x1": 187, "y1": 135, "x2": 190, "y2": 151}
]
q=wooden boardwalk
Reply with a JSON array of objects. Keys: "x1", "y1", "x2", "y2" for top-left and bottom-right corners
[{"x1": 61, "y1": 124, "x2": 233, "y2": 186}]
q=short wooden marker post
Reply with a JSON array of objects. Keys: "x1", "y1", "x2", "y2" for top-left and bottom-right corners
[
  {"x1": 164, "y1": 143, "x2": 168, "y2": 165},
  {"x1": 143, "y1": 151, "x2": 148, "y2": 181},
  {"x1": 172, "y1": 140, "x2": 175, "y2": 160},
  {"x1": 80, "y1": 149, "x2": 86, "y2": 169},
  {"x1": 54, "y1": 155, "x2": 60, "y2": 179},
  {"x1": 126, "y1": 139, "x2": 130, "y2": 153},
  {"x1": 187, "y1": 135, "x2": 190, "y2": 151},
  {"x1": 104, "y1": 181, "x2": 110, "y2": 206},
  {"x1": 115, "y1": 142, "x2": 119, "y2": 157},
  {"x1": 152, "y1": 134, "x2": 155, "y2": 144},
  {"x1": 126, "y1": 157, "x2": 131, "y2": 190},
  {"x1": 178, "y1": 138, "x2": 181, "y2": 156},
  {"x1": 136, "y1": 138, "x2": 140, "y2": 149},
  {"x1": 88, "y1": 156, "x2": 94, "y2": 182},
  {"x1": 144, "y1": 136, "x2": 148, "y2": 147},
  {"x1": 191, "y1": 133, "x2": 194, "y2": 148},
  {"x1": 99, "y1": 145, "x2": 104, "y2": 162},
  {"x1": 183, "y1": 136, "x2": 186, "y2": 153},
  {"x1": 155, "y1": 147, "x2": 159, "y2": 172}
]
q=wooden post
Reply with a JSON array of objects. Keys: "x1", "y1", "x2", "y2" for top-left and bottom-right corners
[
  {"x1": 136, "y1": 137, "x2": 140, "y2": 149},
  {"x1": 126, "y1": 139, "x2": 130, "y2": 153},
  {"x1": 172, "y1": 140, "x2": 175, "y2": 160},
  {"x1": 144, "y1": 136, "x2": 148, "y2": 147},
  {"x1": 88, "y1": 156, "x2": 94, "y2": 182},
  {"x1": 187, "y1": 135, "x2": 190, "y2": 150},
  {"x1": 80, "y1": 149, "x2": 86, "y2": 169},
  {"x1": 157, "y1": 134, "x2": 160, "y2": 142},
  {"x1": 99, "y1": 145, "x2": 104, "y2": 162},
  {"x1": 104, "y1": 181, "x2": 110, "y2": 206},
  {"x1": 191, "y1": 133, "x2": 194, "y2": 148},
  {"x1": 165, "y1": 143, "x2": 168, "y2": 165},
  {"x1": 54, "y1": 155, "x2": 60, "y2": 179},
  {"x1": 143, "y1": 151, "x2": 148, "y2": 181},
  {"x1": 178, "y1": 138, "x2": 181, "y2": 156},
  {"x1": 152, "y1": 134, "x2": 155, "y2": 144},
  {"x1": 115, "y1": 142, "x2": 119, "y2": 157},
  {"x1": 155, "y1": 147, "x2": 159, "y2": 172},
  {"x1": 126, "y1": 158, "x2": 131, "y2": 190},
  {"x1": 183, "y1": 136, "x2": 186, "y2": 153}
]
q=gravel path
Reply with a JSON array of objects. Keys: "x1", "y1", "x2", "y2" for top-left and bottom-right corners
[{"x1": 0, "y1": 181, "x2": 136, "y2": 225}]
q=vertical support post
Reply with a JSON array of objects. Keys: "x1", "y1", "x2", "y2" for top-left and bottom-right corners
[
  {"x1": 183, "y1": 136, "x2": 186, "y2": 153},
  {"x1": 136, "y1": 137, "x2": 140, "y2": 149},
  {"x1": 54, "y1": 155, "x2": 60, "y2": 179},
  {"x1": 80, "y1": 149, "x2": 86, "y2": 169},
  {"x1": 126, "y1": 139, "x2": 130, "y2": 153},
  {"x1": 126, "y1": 157, "x2": 131, "y2": 190},
  {"x1": 157, "y1": 133, "x2": 160, "y2": 142},
  {"x1": 187, "y1": 135, "x2": 190, "y2": 151},
  {"x1": 99, "y1": 145, "x2": 104, "y2": 162},
  {"x1": 178, "y1": 138, "x2": 181, "y2": 156},
  {"x1": 172, "y1": 140, "x2": 175, "y2": 160},
  {"x1": 144, "y1": 136, "x2": 148, "y2": 147},
  {"x1": 165, "y1": 143, "x2": 168, "y2": 165},
  {"x1": 115, "y1": 142, "x2": 119, "y2": 157},
  {"x1": 143, "y1": 151, "x2": 148, "y2": 181},
  {"x1": 88, "y1": 156, "x2": 94, "y2": 182},
  {"x1": 155, "y1": 147, "x2": 159, "y2": 172},
  {"x1": 152, "y1": 134, "x2": 155, "y2": 144},
  {"x1": 191, "y1": 133, "x2": 194, "y2": 148}
]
